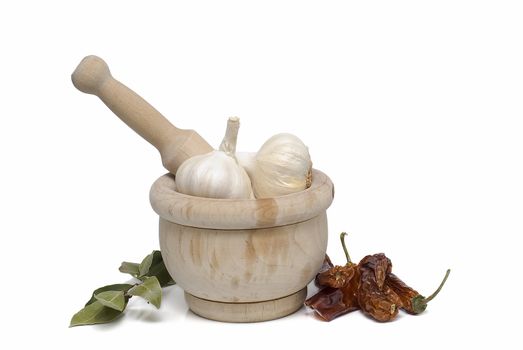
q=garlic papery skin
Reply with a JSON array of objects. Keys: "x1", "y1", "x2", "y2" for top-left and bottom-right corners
[
  {"x1": 236, "y1": 151, "x2": 257, "y2": 179},
  {"x1": 250, "y1": 133, "x2": 312, "y2": 198},
  {"x1": 175, "y1": 117, "x2": 254, "y2": 199}
]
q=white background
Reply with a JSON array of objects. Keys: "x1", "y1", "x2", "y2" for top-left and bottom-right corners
[{"x1": 1, "y1": 0, "x2": 521, "y2": 348}]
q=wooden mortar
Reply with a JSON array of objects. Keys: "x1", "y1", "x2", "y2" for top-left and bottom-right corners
[{"x1": 150, "y1": 169, "x2": 334, "y2": 322}]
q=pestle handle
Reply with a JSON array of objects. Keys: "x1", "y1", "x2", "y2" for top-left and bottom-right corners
[{"x1": 71, "y1": 55, "x2": 213, "y2": 173}]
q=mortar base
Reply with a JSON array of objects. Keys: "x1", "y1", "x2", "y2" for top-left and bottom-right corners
[{"x1": 185, "y1": 288, "x2": 307, "y2": 323}]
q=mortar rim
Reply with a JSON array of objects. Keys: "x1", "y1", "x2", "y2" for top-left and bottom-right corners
[{"x1": 149, "y1": 169, "x2": 334, "y2": 230}]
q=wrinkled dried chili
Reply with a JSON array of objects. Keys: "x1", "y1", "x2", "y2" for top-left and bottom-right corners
[
  {"x1": 306, "y1": 233, "x2": 360, "y2": 321},
  {"x1": 314, "y1": 255, "x2": 334, "y2": 286},
  {"x1": 305, "y1": 287, "x2": 357, "y2": 321},
  {"x1": 387, "y1": 269, "x2": 451, "y2": 314},
  {"x1": 305, "y1": 232, "x2": 450, "y2": 322},
  {"x1": 357, "y1": 254, "x2": 403, "y2": 322}
]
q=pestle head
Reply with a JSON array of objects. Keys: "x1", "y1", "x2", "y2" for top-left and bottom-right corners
[{"x1": 71, "y1": 55, "x2": 112, "y2": 95}]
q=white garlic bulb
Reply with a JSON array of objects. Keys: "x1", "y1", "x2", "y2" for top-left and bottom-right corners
[
  {"x1": 175, "y1": 117, "x2": 254, "y2": 199},
  {"x1": 238, "y1": 133, "x2": 312, "y2": 198}
]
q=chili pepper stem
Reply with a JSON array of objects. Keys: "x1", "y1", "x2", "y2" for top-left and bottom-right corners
[
  {"x1": 412, "y1": 269, "x2": 451, "y2": 314},
  {"x1": 340, "y1": 232, "x2": 352, "y2": 264},
  {"x1": 425, "y1": 269, "x2": 451, "y2": 303}
]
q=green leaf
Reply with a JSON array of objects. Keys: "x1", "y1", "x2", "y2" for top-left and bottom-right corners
[
  {"x1": 119, "y1": 262, "x2": 140, "y2": 277},
  {"x1": 119, "y1": 251, "x2": 174, "y2": 286},
  {"x1": 94, "y1": 291, "x2": 126, "y2": 312},
  {"x1": 128, "y1": 276, "x2": 162, "y2": 308},
  {"x1": 145, "y1": 263, "x2": 175, "y2": 287},
  {"x1": 70, "y1": 300, "x2": 123, "y2": 327},
  {"x1": 139, "y1": 252, "x2": 154, "y2": 277},
  {"x1": 85, "y1": 284, "x2": 133, "y2": 306},
  {"x1": 145, "y1": 251, "x2": 175, "y2": 287}
]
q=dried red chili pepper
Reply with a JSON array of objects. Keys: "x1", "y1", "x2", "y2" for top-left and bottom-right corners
[
  {"x1": 305, "y1": 287, "x2": 358, "y2": 321},
  {"x1": 317, "y1": 264, "x2": 356, "y2": 288},
  {"x1": 357, "y1": 253, "x2": 403, "y2": 322},
  {"x1": 305, "y1": 232, "x2": 450, "y2": 323},
  {"x1": 315, "y1": 233, "x2": 357, "y2": 289},
  {"x1": 306, "y1": 233, "x2": 360, "y2": 320},
  {"x1": 386, "y1": 269, "x2": 451, "y2": 314},
  {"x1": 306, "y1": 264, "x2": 360, "y2": 321},
  {"x1": 386, "y1": 273, "x2": 418, "y2": 310},
  {"x1": 320, "y1": 254, "x2": 334, "y2": 272},
  {"x1": 314, "y1": 254, "x2": 334, "y2": 287}
]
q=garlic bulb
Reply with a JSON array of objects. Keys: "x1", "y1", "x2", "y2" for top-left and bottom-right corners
[
  {"x1": 238, "y1": 133, "x2": 312, "y2": 198},
  {"x1": 175, "y1": 117, "x2": 254, "y2": 199}
]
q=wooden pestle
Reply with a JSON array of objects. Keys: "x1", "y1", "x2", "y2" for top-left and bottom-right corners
[{"x1": 71, "y1": 55, "x2": 213, "y2": 174}]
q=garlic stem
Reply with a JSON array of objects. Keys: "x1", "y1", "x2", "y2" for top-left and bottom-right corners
[{"x1": 219, "y1": 117, "x2": 240, "y2": 156}]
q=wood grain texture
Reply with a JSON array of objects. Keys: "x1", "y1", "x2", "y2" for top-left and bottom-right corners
[
  {"x1": 71, "y1": 55, "x2": 213, "y2": 173},
  {"x1": 150, "y1": 169, "x2": 334, "y2": 229},
  {"x1": 185, "y1": 288, "x2": 307, "y2": 323},
  {"x1": 151, "y1": 169, "x2": 334, "y2": 321},
  {"x1": 159, "y1": 213, "x2": 328, "y2": 302}
]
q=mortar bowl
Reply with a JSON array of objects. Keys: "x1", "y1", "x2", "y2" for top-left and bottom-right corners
[{"x1": 149, "y1": 169, "x2": 334, "y2": 322}]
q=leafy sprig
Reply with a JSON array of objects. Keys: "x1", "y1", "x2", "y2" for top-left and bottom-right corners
[{"x1": 70, "y1": 251, "x2": 175, "y2": 327}]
